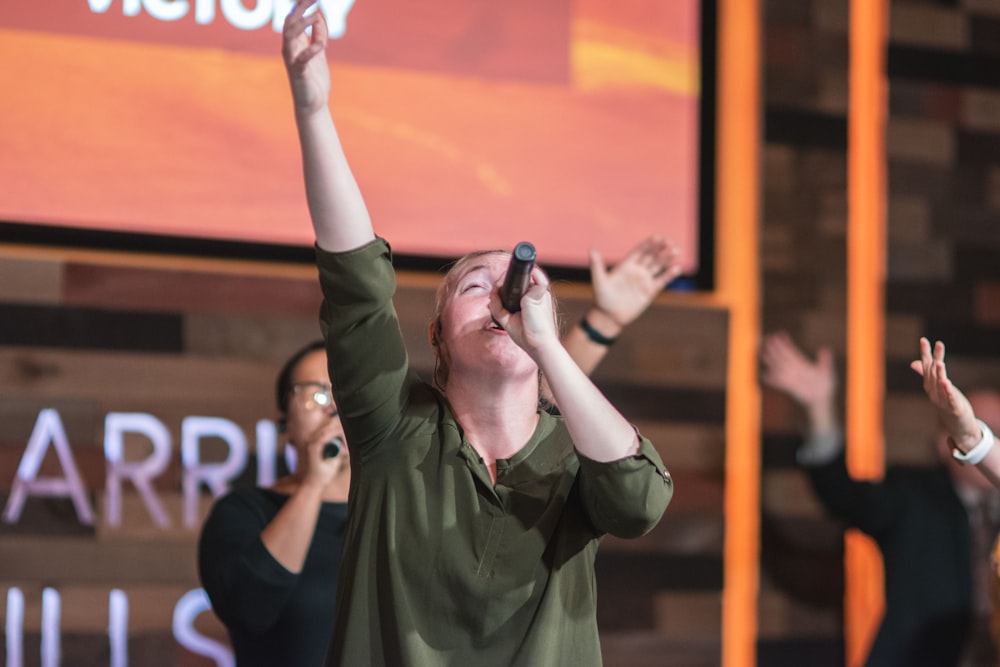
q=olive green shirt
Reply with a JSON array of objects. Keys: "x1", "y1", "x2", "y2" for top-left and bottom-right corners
[{"x1": 318, "y1": 239, "x2": 672, "y2": 666}]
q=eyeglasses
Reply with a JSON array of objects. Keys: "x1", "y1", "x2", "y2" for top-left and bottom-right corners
[{"x1": 290, "y1": 382, "x2": 336, "y2": 412}]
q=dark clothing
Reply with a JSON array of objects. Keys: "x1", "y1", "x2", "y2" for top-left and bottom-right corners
[
  {"x1": 808, "y1": 454, "x2": 973, "y2": 667},
  {"x1": 316, "y1": 239, "x2": 673, "y2": 666},
  {"x1": 198, "y1": 486, "x2": 348, "y2": 667}
]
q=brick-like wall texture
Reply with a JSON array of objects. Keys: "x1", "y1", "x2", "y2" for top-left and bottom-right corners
[{"x1": 760, "y1": 0, "x2": 1000, "y2": 664}]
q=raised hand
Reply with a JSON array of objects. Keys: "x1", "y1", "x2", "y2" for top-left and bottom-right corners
[
  {"x1": 761, "y1": 331, "x2": 837, "y2": 413},
  {"x1": 587, "y1": 235, "x2": 681, "y2": 333},
  {"x1": 282, "y1": 1, "x2": 331, "y2": 116},
  {"x1": 910, "y1": 337, "x2": 979, "y2": 446}
]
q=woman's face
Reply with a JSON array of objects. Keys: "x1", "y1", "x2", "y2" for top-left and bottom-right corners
[
  {"x1": 284, "y1": 349, "x2": 345, "y2": 452},
  {"x1": 437, "y1": 253, "x2": 538, "y2": 386}
]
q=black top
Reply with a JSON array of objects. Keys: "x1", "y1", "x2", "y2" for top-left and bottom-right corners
[
  {"x1": 808, "y1": 455, "x2": 972, "y2": 667},
  {"x1": 198, "y1": 486, "x2": 348, "y2": 667}
]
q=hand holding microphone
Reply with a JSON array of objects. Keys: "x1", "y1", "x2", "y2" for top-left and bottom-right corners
[
  {"x1": 493, "y1": 242, "x2": 560, "y2": 359},
  {"x1": 322, "y1": 436, "x2": 343, "y2": 459},
  {"x1": 499, "y1": 242, "x2": 536, "y2": 313}
]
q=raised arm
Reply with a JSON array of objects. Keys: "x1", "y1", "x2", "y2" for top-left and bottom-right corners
[
  {"x1": 283, "y1": 1, "x2": 373, "y2": 251},
  {"x1": 761, "y1": 331, "x2": 907, "y2": 531},
  {"x1": 562, "y1": 235, "x2": 682, "y2": 376},
  {"x1": 760, "y1": 331, "x2": 839, "y2": 454},
  {"x1": 911, "y1": 337, "x2": 1000, "y2": 488}
]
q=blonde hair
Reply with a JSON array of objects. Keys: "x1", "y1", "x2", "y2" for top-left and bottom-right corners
[{"x1": 430, "y1": 250, "x2": 507, "y2": 390}]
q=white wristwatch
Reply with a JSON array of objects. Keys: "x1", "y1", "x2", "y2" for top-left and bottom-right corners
[{"x1": 952, "y1": 419, "x2": 995, "y2": 466}]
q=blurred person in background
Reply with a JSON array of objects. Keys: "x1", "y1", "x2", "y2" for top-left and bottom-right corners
[{"x1": 761, "y1": 331, "x2": 1000, "y2": 666}]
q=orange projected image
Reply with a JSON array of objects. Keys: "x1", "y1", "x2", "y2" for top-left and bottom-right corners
[{"x1": 0, "y1": 0, "x2": 703, "y2": 273}]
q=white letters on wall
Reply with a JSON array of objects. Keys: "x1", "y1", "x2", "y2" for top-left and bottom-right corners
[
  {"x1": 4, "y1": 409, "x2": 282, "y2": 529},
  {"x1": 5, "y1": 587, "x2": 236, "y2": 667},
  {"x1": 173, "y1": 589, "x2": 235, "y2": 667},
  {"x1": 2, "y1": 409, "x2": 95, "y2": 526},
  {"x1": 254, "y1": 418, "x2": 278, "y2": 487},
  {"x1": 41, "y1": 588, "x2": 60, "y2": 667},
  {"x1": 86, "y1": 0, "x2": 357, "y2": 36},
  {"x1": 1, "y1": 410, "x2": 289, "y2": 661},
  {"x1": 181, "y1": 416, "x2": 248, "y2": 528},
  {"x1": 109, "y1": 589, "x2": 128, "y2": 667},
  {"x1": 6, "y1": 588, "x2": 24, "y2": 667},
  {"x1": 104, "y1": 412, "x2": 173, "y2": 529}
]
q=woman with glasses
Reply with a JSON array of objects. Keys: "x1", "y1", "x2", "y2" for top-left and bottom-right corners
[
  {"x1": 197, "y1": 340, "x2": 350, "y2": 667},
  {"x1": 281, "y1": 2, "x2": 673, "y2": 665}
]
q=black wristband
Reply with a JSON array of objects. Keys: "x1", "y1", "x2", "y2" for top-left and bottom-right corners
[{"x1": 579, "y1": 317, "x2": 617, "y2": 346}]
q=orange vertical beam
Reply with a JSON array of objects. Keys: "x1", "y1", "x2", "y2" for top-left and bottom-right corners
[
  {"x1": 845, "y1": 0, "x2": 888, "y2": 665},
  {"x1": 717, "y1": 0, "x2": 761, "y2": 666}
]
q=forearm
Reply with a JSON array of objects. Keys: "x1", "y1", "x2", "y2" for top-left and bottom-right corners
[
  {"x1": 978, "y1": 450, "x2": 1000, "y2": 488},
  {"x1": 792, "y1": 404, "x2": 839, "y2": 466},
  {"x1": 950, "y1": 418, "x2": 1000, "y2": 488},
  {"x1": 804, "y1": 396, "x2": 838, "y2": 437},
  {"x1": 260, "y1": 484, "x2": 324, "y2": 573},
  {"x1": 545, "y1": 326, "x2": 606, "y2": 404},
  {"x1": 536, "y1": 341, "x2": 639, "y2": 462},
  {"x1": 561, "y1": 308, "x2": 622, "y2": 375},
  {"x1": 295, "y1": 107, "x2": 374, "y2": 252},
  {"x1": 546, "y1": 309, "x2": 622, "y2": 403}
]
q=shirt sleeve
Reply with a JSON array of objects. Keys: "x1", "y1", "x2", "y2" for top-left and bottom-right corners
[
  {"x1": 805, "y1": 452, "x2": 904, "y2": 537},
  {"x1": 315, "y1": 238, "x2": 421, "y2": 460},
  {"x1": 197, "y1": 491, "x2": 298, "y2": 633},
  {"x1": 575, "y1": 433, "x2": 673, "y2": 539},
  {"x1": 797, "y1": 429, "x2": 844, "y2": 466}
]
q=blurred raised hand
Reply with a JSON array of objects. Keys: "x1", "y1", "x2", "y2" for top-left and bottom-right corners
[{"x1": 760, "y1": 331, "x2": 838, "y2": 435}]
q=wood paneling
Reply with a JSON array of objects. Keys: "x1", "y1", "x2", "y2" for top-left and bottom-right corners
[{"x1": 0, "y1": 243, "x2": 730, "y2": 664}]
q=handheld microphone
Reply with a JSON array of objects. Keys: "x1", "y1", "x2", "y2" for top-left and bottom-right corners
[
  {"x1": 499, "y1": 242, "x2": 536, "y2": 313},
  {"x1": 322, "y1": 437, "x2": 344, "y2": 459}
]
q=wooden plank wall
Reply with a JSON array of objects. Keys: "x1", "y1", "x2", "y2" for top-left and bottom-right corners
[{"x1": 0, "y1": 252, "x2": 728, "y2": 666}]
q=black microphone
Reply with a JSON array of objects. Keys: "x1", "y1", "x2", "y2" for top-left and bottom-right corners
[
  {"x1": 499, "y1": 242, "x2": 536, "y2": 313},
  {"x1": 322, "y1": 436, "x2": 344, "y2": 459}
]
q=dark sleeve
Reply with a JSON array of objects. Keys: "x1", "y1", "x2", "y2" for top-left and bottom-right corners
[
  {"x1": 806, "y1": 453, "x2": 905, "y2": 537},
  {"x1": 197, "y1": 491, "x2": 298, "y2": 633},
  {"x1": 577, "y1": 433, "x2": 673, "y2": 538},
  {"x1": 315, "y1": 239, "x2": 421, "y2": 460}
]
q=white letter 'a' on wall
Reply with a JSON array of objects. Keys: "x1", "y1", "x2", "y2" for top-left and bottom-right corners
[{"x1": 2, "y1": 409, "x2": 94, "y2": 526}]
